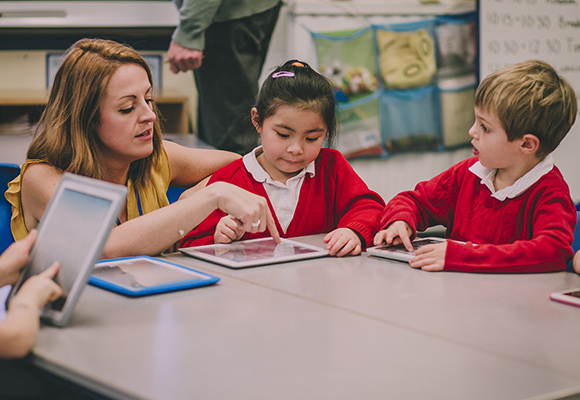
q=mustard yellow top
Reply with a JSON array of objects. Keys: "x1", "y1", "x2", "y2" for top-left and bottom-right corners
[{"x1": 5, "y1": 146, "x2": 172, "y2": 241}]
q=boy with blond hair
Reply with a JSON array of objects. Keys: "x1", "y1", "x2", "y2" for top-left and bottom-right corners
[{"x1": 374, "y1": 60, "x2": 577, "y2": 273}]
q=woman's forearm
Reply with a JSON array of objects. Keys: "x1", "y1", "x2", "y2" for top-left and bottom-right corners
[{"x1": 101, "y1": 184, "x2": 221, "y2": 258}]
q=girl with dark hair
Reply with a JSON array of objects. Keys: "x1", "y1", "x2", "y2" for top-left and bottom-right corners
[{"x1": 181, "y1": 60, "x2": 385, "y2": 257}]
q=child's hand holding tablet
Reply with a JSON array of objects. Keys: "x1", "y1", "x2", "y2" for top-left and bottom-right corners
[
  {"x1": 374, "y1": 220, "x2": 415, "y2": 251},
  {"x1": 372, "y1": 220, "x2": 448, "y2": 271},
  {"x1": 6, "y1": 173, "x2": 127, "y2": 327},
  {"x1": 407, "y1": 240, "x2": 448, "y2": 271},
  {"x1": 368, "y1": 237, "x2": 446, "y2": 264}
]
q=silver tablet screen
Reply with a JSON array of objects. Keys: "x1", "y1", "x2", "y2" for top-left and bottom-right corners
[
  {"x1": 196, "y1": 239, "x2": 318, "y2": 262},
  {"x1": 92, "y1": 258, "x2": 208, "y2": 290},
  {"x1": 29, "y1": 188, "x2": 113, "y2": 311}
]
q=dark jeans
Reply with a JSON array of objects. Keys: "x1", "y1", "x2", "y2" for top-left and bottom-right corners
[{"x1": 194, "y1": 3, "x2": 282, "y2": 155}]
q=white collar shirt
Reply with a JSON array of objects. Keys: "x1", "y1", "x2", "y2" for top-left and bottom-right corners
[
  {"x1": 243, "y1": 147, "x2": 316, "y2": 233},
  {"x1": 468, "y1": 154, "x2": 554, "y2": 201}
]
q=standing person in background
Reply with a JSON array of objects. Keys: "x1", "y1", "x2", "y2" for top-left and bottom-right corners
[{"x1": 167, "y1": 0, "x2": 283, "y2": 155}]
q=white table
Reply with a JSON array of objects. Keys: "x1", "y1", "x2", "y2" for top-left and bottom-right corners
[{"x1": 30, "y1": 236, "x2": 580, "y2": 400}]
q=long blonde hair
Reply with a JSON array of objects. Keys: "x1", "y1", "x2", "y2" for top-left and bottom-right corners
[{"x1": 28, "y1": 38, "x2": 163, "y2": 188}]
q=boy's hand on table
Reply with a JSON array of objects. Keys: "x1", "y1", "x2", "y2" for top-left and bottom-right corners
[
  {"x1": 409, "y1": 242, "x2": 447, "y2": 271},
  {"x1": 323, "y1": 228, "x2": 362, "y2": 257},
  {"x1": 373, "y1": 220, "x2": 414, "y2": 251}
]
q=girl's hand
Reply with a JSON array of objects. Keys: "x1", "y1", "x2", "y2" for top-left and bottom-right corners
[
  {"x1": 11, "y1": 262, "x2": 64, "y2": 310},
  {"x1": 0, "y1": 230, "x2": 38, "y2": 286},
  {"x1": 408, "y1": 242, "x2": 447, "y2": 271},
  {"x1": 210, "y1": 182, "x2": 280, "y2": 243},
  {"x1": 373, "y1": 220, "x2": 414, "y2": 251},
  {"x1": 573, "y1": 250, "x2": 580, "y2": 274},
  {"x1": 214, "y1": 215, "x2": 245, "y2": 244},
  {"x1": 323, "y1": 228, "x2": 362, "y2": 257}
]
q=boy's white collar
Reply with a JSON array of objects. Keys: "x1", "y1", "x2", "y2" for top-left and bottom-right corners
[
  {"x1": 469, "y1": 154, "x2": 554, "y2": 201},
  {"x1": 242, "y1": 146, "x2": 315, "y2": 183}
]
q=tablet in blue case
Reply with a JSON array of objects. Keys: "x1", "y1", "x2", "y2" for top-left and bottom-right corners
[{"x1": 90, "y1": 256, "x2": 219, "y2": 297}]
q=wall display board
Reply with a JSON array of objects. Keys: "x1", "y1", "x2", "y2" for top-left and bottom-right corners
[{"x1": 479, "y1": 0, "x2": 580, "y2": 202}]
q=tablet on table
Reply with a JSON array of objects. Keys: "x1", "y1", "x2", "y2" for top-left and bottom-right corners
[
  {"x1": 550, "y1": 289, "x2": 580, "y2": 308},
  {"x1": 179, "y1": 237, "x2": 329, "y2": 269},
  {"x1": 367, "y1": 237, "x2": 446, "y2": 262},
  {"x1": 90, "y1": 256, "x2": 219, "y2": 296}
]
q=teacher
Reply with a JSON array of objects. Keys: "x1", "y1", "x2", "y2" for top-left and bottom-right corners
[{"x1": 5, "y1": 38, "x2": 279, "y2": 258}]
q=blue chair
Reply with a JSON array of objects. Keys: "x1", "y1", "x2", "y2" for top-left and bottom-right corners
[
  {"x1": 569, "y1": 210, "x2": 580, "y2": 272},
  {"x1": 0, "y1": 163, "x2": 20, "y2": 253},
  {"x1": 166, "y1": 186, "x2": 186, "y2": 204}
]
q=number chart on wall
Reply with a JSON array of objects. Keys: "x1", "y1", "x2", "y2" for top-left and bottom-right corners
[
  {"x1": 479, "y1": 0, "x2": 580, "y2": 83},
  {"x1": 479, "y1": 0, "x2": 580, "y2": 202}
]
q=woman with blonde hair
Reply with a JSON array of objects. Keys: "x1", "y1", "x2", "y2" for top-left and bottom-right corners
[{"x1": 6, "y1": 38, "x2": 278, "y2": 258}]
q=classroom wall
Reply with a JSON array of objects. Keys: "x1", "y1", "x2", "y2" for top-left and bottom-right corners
[{"x1": 0, "y1": 49, "x2": 198, "y2": 130}]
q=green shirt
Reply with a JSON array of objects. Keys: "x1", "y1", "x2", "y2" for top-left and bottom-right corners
[{"x1": 171, "y1": 0, "x2": 281, "y2": 50}]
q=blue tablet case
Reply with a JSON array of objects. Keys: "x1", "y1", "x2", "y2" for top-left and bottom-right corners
[{"x1": 89, "y1": 256, "x2": 219, "y2": 297}]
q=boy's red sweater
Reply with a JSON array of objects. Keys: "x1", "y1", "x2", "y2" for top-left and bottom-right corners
[{"x1": 381, "y1": 157, "x2": 576, "y2": 273}]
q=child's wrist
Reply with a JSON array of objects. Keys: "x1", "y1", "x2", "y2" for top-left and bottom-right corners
[
  {"x1": 11, "y1": 291, "x2": 43, "y2": 310},
  {"x1": 8, "y1": 301, "x2": 36, "y2": 312}
]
